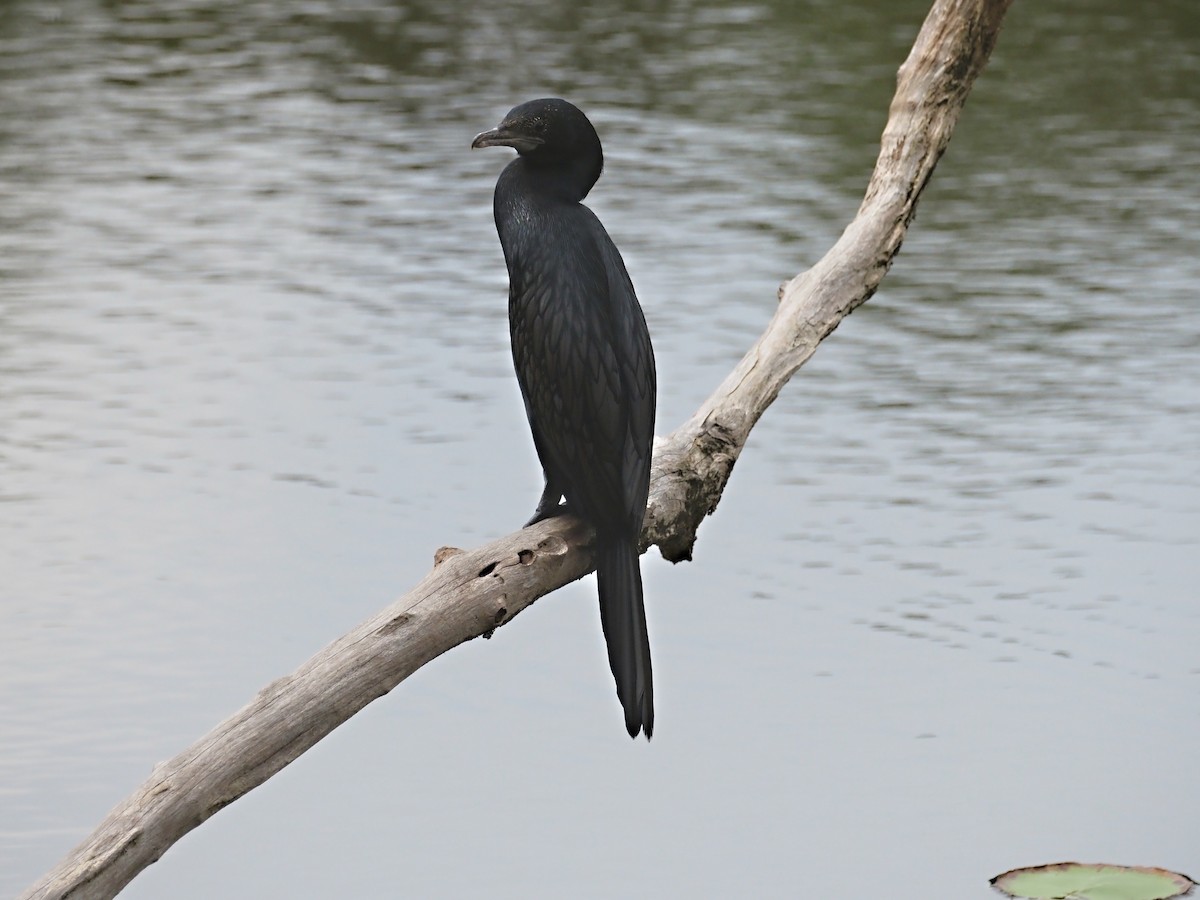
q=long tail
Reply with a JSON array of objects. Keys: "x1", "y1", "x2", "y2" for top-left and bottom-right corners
[{"x1": 595, "y1": 536, "x2": 654, "y2": 739}]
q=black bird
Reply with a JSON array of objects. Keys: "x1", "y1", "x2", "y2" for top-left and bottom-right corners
[{"x1": 472, "y1": 98, "x2": 657, "y2": 739}]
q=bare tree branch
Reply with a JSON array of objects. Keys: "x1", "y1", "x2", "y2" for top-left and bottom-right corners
[{"x1": 21, "y1": 1, "x2": 1013, "y2": 897}]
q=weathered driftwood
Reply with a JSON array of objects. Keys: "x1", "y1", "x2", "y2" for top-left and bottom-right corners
[{"x1": 21, "y1": 0, "x2": 1012, "y2": 897}]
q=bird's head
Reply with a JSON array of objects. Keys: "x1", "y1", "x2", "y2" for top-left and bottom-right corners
[{"x1": 472, "y1": 98, "x2": 604, "y2": 199}]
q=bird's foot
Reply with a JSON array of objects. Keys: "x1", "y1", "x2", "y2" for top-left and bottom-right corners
[{"x1": 524, "y1": 501, "x2": 571, "y2": 528}]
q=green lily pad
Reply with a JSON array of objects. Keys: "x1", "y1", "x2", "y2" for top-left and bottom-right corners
[{"x1": 991, "y1": 862, "x2": 1195, "y2": 900}]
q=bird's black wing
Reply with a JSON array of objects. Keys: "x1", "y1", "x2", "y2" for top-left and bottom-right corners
[
  {"x1": 587, "y1": 207, "x2": 656, "y2": 532},
  {"x1": 507, "y1": 204, "x2": 653, "y2": 536}
]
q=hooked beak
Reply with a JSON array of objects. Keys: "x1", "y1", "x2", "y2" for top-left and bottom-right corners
[{"x1": 471, "y1": 125, "x2": 543, "y2": 152}]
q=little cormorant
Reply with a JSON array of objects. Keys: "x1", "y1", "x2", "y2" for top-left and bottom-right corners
[{"x1": 472, "y1": 98, "x2": 657, "y2": 739}]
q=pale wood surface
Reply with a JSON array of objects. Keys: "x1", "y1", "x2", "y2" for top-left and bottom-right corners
[{"x1": 21, "y1": 1, "x2": 1013, "y2": 896}]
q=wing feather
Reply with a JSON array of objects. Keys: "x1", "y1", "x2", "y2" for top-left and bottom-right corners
[{"x1": 508, "y1": 203, "x2": 654, "y2": 535}]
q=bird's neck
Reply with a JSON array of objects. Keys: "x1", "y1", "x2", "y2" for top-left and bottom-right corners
[{"x1": 499, "y1": 156, "x2": 598, "y2": 205}]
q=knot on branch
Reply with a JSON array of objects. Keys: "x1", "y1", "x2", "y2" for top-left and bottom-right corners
[
  {"x1": 375, "y1": 613, "x2": 414, "y2": 637},
  {"x1": 696, "y1": 413, "x2": 741, "y2": 466},
  {"x1": 644, "y1": 416, "x2": 744, "y2": 564},
  {"x1": 533, "y1": 532, "x2": 569, "y2": 558}
]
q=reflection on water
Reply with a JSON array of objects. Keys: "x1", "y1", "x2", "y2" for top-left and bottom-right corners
[{"x1": 2, "y1": 0, "x2": 1198, "y2": 897}]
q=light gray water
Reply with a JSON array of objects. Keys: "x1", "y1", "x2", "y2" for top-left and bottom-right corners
[{"x1": 2, "y1": 1, "x2": 1197, "y2": 897}]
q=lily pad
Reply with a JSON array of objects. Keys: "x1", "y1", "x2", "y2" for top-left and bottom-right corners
[{"x1": 991, "y1": 862, "x2": 1195, "y2": 900}]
